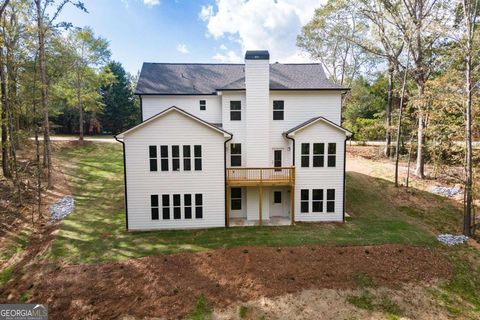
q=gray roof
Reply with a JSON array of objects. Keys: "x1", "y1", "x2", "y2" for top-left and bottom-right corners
[
  {"x1": 283, "y1": 116, "x2": 353, "y2": 136},
  {"x1": 135, "y1": 63, "x2": 347, "y2": 95}
]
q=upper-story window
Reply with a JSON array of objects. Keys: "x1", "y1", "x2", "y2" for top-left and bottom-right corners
[
  {"x1": 301, "y1": 143, "x2": 310, "y2": 167},
  {"x1": 313, "y1": 143, "x2": 325, "y2": 167},
  {"x1": 230, "y1": 101, "x2": 241, "y2": 121},
  {"x1": 149, "y1": 146, "x2": 157, "y2": 171},
  {"x1": 200, "y1": 100, "x2": 206, "y2": 111},
  {"x1": 328, "y1": 143, "x2": 336, "y2": 167},
  {"x1": 194, "y1": 145, "x2": 202, "y2": 170},
  {"x1": 300, "y1": 143, "x2": 336, "y2": 168},
  {"x1": 273, "y1": 100, "x2": 284, "y2": 120},
  {"x1": 172, "y1": 146, "x2": 180, "y2": 171},
  {"x1": 230, "y1": 143, "x2": 242, "y2": 167}
]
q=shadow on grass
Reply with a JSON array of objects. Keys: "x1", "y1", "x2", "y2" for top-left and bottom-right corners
[{"x1": 49, "y1": 143, "x2": 463, "y2": 265}]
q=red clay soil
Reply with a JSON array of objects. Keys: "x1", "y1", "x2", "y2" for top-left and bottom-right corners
[{"x1": 1, "y1": 244, "x2": 450, "y2": 320}]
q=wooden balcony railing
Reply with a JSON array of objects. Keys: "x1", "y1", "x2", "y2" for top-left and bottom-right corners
[{"x1": 226, "y1": 167, "x2": 295, "y2": 186}]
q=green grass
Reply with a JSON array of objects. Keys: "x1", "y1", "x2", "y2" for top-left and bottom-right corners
[
  {"x1": 0, "y1": 266, "x2": 13, "y2": 286},
  {"x1": 189, "y1": 295, "x2": 212, "y2": 320},
  {"x1": 239, "y1": 305, "x2": 248, "y2": 318},
  {"x1": 49, "y1": 142, "x2": 464, "y2": 264},
  {"x1": 0, "y1": 229, "x2": 30, "y2": 262}
]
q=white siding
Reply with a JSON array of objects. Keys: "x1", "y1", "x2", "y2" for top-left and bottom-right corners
[
  {"x1": 123, "y1": 110, "x2": 226, "y2": 230},
  {"x1": 293, "y1": 120, "x2": 346, "y2": 222},
  {"x1": 141, "y1": 95, "x2": 222, "y2": 124},
  {"x1": 245, "y1": 59, "x2": 270, "y2": 166},
  {"x1": 221, "y1": 92, "x2": 247, "y2": 167}
]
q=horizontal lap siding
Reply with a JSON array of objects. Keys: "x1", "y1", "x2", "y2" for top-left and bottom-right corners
[
  {"x1": 142, "y1": 95, "x2": 222, "y2": 124},
  {"x1": 222, "y1": 92, "x2": 246, "y2": 167},
  {"x1": 294, "y1": 121, "x2": 346, "y2": 222},
  {"x1": 124, "y1": 111, "x2": 225, "y2": 230}
]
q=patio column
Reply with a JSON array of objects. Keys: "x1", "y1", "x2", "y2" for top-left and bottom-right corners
[{"x1": 258, "y1": 186, "x2": 263, "y2": 225}]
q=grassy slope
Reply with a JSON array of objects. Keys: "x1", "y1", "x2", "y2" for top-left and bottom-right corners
[{"x1": 49, "y1": 142, "x2": 462, "y2": 264}]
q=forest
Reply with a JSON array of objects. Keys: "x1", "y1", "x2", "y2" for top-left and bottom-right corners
[{"x1": 0, "y1": 0, "x2": 478, "y2": 236}]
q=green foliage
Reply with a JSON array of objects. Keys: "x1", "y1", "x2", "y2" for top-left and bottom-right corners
[
  {"x1": 0, "y1": 267, "x2": 13, "y2": 287},
  {"x1": 190, "y1": 295, "x2": 212, "y2": 320},
  {"x1": 239, "y1": 305, "x2": 248, "y2": 318},
  {"x1": 100, "y1": 61, "x2": 139, "y2": 134}
]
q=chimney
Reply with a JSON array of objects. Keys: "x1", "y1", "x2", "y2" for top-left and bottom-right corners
[{"x1": 244, "y1": 50, "x2": 270, "y2": 167}]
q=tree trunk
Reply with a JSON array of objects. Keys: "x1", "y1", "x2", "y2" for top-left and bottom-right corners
[
  {"x1": 385, "y1": 63, "x2": 394, "y2": 157},
  {"x1": 395, "y1": 51, "x2": 410, "y2": 187},
  {"x1": 0, "y1": 47, "x2": 11, "y2": 178},
  {"x1": 35, "y1": 0, "x2": 52, "y2": 189},
  {"x1": 79, "y1": 104, "x2": 84, "y2": 140}
]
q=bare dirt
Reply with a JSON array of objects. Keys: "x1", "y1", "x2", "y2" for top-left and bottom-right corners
[{"x1": 0, "y1": 244, "x2": 450, "y2": 319}]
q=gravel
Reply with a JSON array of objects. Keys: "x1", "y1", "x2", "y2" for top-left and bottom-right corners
[
  {"x1": 431, "y1": 186, "x2": 463, "y2": 197},
  {"x1": 437, "y1": 234, "x2": 469, "y2": 246},
  {"x1": 49, "y1": 195, "x2": 75, "y2": 223}
]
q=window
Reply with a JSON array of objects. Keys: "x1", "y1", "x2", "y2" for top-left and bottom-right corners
[
  {"x1": 274, "y1": 191, "x2": 282, "y2": 204},
  {"x1": 200, "y1": 100, "x2": 206, "y2": 111},
  {"x1": 195, "y1": 194, "x2": 203, "y2": 218},
  {"x1": 183, "y1": 146, "x2": 191, "y2": 171},
  {"x1": 149, "y1": 146, "x2": 157, "y2": 171},
  {"x1": 301, "y1": 143, "x2": 310, "y2": 167},
  {"x1": 172, "y1": 146, "x2": 180, "y2": 171},
  {"x1": 231, "y1": 188, "x2": 242, "y2": 210},
  {"x1": 184, "y1": 194, "x2": 192, "y2": 219},
  {"x1": 273, "y1": 100, "x2": 284, "y2": 120},
  {"x1": 194, "y1": 145, "x2": 202, "y2": 171},
  {"x1": 162, "y1": 194, "x2": 170, "y2": 219},
  {"x1": 327, "y1": 189, "x2": 335, "y2": 212},
  {"x1": 313, "y1": 143, "x2": 325, "y2": 167},
  {"x1": 301, "y1": 189, "x2": 309, "y2": 213},
  {"x1": 173, "y1": 194, "x2": 181, "y2": 219},
  {"x1": 230, "y1": 143, "x2": 241, "y2": 167},
  {"x1": 230, "y1": 101, "x2": 241, "y2": 121},
  {"x1": 312, "y1": 189, "x2": 323, "y2": 212},
  {"x1": 160, "y1": 145, "x2": 169, "y2": 171},
  {"x1": 151, "y1": 195, "x2": 159, "y2": 220},
  {"x1": 328, "y1": 143, "x2": 336, "y2": 167}
]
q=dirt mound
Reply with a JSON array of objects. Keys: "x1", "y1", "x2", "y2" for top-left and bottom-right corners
[{"x1": 1, "y1": 244, "x2": 450, "y2": 319}]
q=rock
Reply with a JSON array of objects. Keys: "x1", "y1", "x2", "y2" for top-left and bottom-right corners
[
  {"x1": 437, "y1": 234, "x2": 468, "y2": 246},
  {"x1": 49, "y1": 195, "x2": 75, "y2": 223},
  {"x1": 431, "y1": 186, "x2": 463, "y2": 198}
]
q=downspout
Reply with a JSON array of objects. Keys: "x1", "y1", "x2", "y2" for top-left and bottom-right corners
[
  {"x1": 284, "y1": 133, "x2": 295, "y2": 166},
  {"x1": 224, "y1": 135, "x2": 233, "y2": 227},
  {"x1": 114, "y1": 135, "x2": 129, "y2": 230},
  {"x1": 343, "y1": 133, "x2": 353, "y2": 223}
]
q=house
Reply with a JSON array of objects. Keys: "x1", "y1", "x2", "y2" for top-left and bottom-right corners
[{"x1": 115, "y1": 50, "x2": 352, "y2": 231}]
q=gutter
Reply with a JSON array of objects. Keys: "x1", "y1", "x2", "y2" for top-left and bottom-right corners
[
  {"x1": 343, "y1": 133, "x2": 354, "y2": 223},
  {"x1": 114, "y1": 135, "x2": 129, "y2": 230},
  {"x1": 224, "y1": 135, "x2": 233, "y2": 227},
  {"x1": 284, "y1": 133, "x2": 295, "y2": 166}
]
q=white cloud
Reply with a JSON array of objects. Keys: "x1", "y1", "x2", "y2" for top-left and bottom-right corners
[
  {"x1": 212, "y1": 50, "x2": 242, "y2": 63},
  {"x1": 176, "y1": 44, "x2": 189, "y2": 54},
  {"x1": 200, "y1": 0, "x2": 325, "y2": 63},
  {"x1": 144, "y1": 0, "x2": 160, "y2": 6},
  {"x1": 219, "y1": 44, "x2": 228, "y2": 51}
]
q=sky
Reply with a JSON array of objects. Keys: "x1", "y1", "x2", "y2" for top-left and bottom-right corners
[{"x1": 58, "y1": 0, "x2": 325, "y2": 75}]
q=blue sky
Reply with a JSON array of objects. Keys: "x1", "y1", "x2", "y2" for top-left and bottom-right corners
[{"x1": 59, "y1": 0, "x2": 324, "y2": 74}]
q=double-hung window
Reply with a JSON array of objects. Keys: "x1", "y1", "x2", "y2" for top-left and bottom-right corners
[
  {"x1": 195, "y1": 194, "x2": 203, "y2": 218},
  {"x1": 301, "y1": 143, "x2": 310, "y2": 167},
  {"x1": 199, "y1": 100, "x2": 206, "y2": 111},
  {"x1": 183, "y1": 146, "x2": 191, "y2": 171},
  {"x1": 194, "y1": 145, "x2": 202, "y2": 171},
  {"x1": 184, "y1": 194, "x2": 192, "y2": 219},
  {"x1": 162, "y1": 194, "x2": 170, "y2": 219},
  {"x1": 230, "y1": 101, "x2": 241, "y2": 121},
  {"x1": 312, "y1": 189, "x2": 323, "y2": 212},
  {"x1": 173, "y1": 194, "x2": 181, "y2": 219},
  {"x1": 273, "y1": 100, "x2": 284, "y2": 120},
  {"x1": 327, "y1": 189, "x2": 335, "y2": 212},
  {"x1": 172, "y1": 146, "x2": 180, "y2": 171},
  {"x1": 230, "y1": 143, "x2": 241, "y2": 167},
  {"x1": 313, "y1": 143, "x2": 325, "y2": 167},
  {"x1": 160, "y1": 145, "x2": 169, "y2": 171},
  {"x1": 300, "y1": 189, "x2": 309, "y2": 213},
  {"x1": 149, "y1": 146, "x2": 157, "y2": 171},
  {"x1": 231, "y1": 188, "x2": 242, "y2": 210},
  {"x1": 328, "y1": 143, "x2": 336, "y2": 167},
  {"x1": 151, "y1": 195, "x2": 159, "y2": 220}
]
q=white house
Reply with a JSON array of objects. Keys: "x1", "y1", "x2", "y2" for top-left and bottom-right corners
[{"x1": 115, "y1": 50, "x2": 352, "y2": 231}]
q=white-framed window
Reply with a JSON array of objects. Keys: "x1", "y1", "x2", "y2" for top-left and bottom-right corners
[
  {"x1": 273, "y1": 100, "x2": 284, "y2": 120},
  {"x1": 300, "y1": 189, "x2": 309, "y2": 213},
  {"x1": 194, "y1": 145, "x2": 202, "y2": 171},
  {"x1": 312, "y1": 189, "x2": 323, "y2": 212},
  {"x1": 328, "y1": 143, "x2": 336, "y2": 167},
  {"x1": 172, "y1": 145, "x2": 180, "y2": 171},
  {"x1": 173, "y1": 194, "x2": 181, "y2": 219},
  {"x1": 184, "y1": 194, "x2": 192, "y2": 219},
  {"x1": 313, "y1": 143, "x2": 325, "y2": 167},
  {"x1": 327, "y1": 189, "x2": 335, "y2": 212},
  {"x1": 231, "y1": 187, "x2": 242, "y2": 210},
  {"x1": 151, "y1": 194, "x2": 159, "y2": 220},
  {"x1": 162, "y1": 194, "x2": 170, "y2": 220},
  {"x1": 149, "y1": 146, "x2": 157, "y2": 171},
  {"x1": 183, "y1": 146, "x2": 191, "y2": 171},
  {"x1": 195, "y1": 194, "x2": 203, "y2": 218},
  {"x1": 230, "y1": 101, "x2": 241, "y2": 121},
  {"x1": 160, "y1": 145, "x2": 168, "y2": 171},
  {"x1": 200, "y1": 100, "x2": 206, "y2": 110},
  {"x1": 301, "y1": 143, "x2": 310, "y2": 167},
  {"x1": 230, "y1": 143, "x2": 241, "y2": 167}
]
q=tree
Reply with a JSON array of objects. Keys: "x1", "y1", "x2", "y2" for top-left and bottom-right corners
[
  {"x1": 380, "y1": 0, "x2": 453, "y2": 178},
  {"x1": 297, "y1": 0, "x2": 372, "y2": 87},
  {"x1": 0, "y1": 0, "x2": 10, "y2": 178},
  {"x1": 100, "y1": 61, "x2": 139, "y2": 134},
  {"x1": 54, "y1": 27, "x2": 111, "y2": 140}
]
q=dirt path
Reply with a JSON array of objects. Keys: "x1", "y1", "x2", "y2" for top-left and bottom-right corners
[{"x1": 0, "y1": 244, "x2": 450, "y2": 319}]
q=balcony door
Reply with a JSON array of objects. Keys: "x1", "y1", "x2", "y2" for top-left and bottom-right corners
[{"x1": 273, "y1": 149, "x2": 282, "y2": 172}]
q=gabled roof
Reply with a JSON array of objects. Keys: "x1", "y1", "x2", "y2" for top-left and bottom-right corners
[
  {"x1": 135, "y1": 63, "x2": 348, "y2": 95},
  {"x1": 115, "y1": 106, "x2": 233, "y2": 139},
  {"x1": 283, "y1": 117, "x2": 353, "y2": 137}
]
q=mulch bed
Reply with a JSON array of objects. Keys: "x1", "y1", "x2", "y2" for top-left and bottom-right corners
[{"x1": 1, "y1": 244, "x2": 451, "y2": 319}]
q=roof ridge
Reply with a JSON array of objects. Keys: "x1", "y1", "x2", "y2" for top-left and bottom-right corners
[{"x1": 142, "y1": 62, "x2": 244, "y2": 66}]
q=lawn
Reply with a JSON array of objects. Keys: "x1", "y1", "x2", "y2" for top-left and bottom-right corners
[{"x1": 49, "y1": 142, "x2": 462, "y2": 265}]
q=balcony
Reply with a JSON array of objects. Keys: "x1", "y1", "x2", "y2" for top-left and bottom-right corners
[{"x1": 226, "y1": 167, "x2": 295, "y2": 187}]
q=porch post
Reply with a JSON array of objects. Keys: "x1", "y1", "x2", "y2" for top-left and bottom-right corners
[
  {"x1": 291, "y1": 186, "x2": 295, "y2": 225},
  {"x1": 258, "y1": 186, "x2": 263, "y2": 225},
  {"x1": 226, "y1": 186, "x2": 230, "y2": 227}
]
